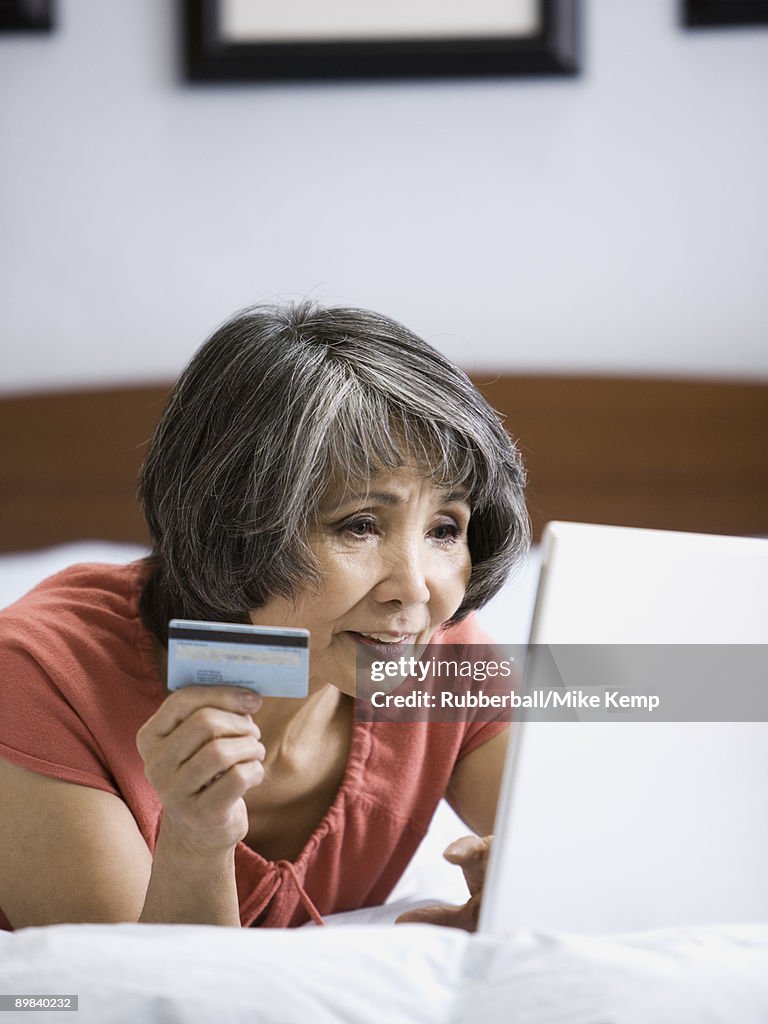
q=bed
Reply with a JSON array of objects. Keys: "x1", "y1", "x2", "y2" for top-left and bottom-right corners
[{"x1": 1, "y1": 376, "x2": 767, "y2": 1023}]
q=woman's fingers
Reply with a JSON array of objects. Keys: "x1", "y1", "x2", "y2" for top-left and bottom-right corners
[
  {"x1": 182, "y1": 733, "x2": 265, "y2": 796},
  {"x1": 145, "y1": 707, "x2": 262, "y2": 782},
  {"x1": 135, "y1": 685, "x2": 268, "y2": 854},
  {"x1": 193, "y1": 756, "x2": 265, "y2": 809},
  {"x1": 442, "y1": 834, "x2": 493, "y2": 897},
  {"x1": 395, "y1": 896, "x2": 481, "y2": 932},
  {"x1": 139, "y1": 685, "x2": 261, "y2": 741},
  {"x1": 137, "y1": 687, "x2": 263, "y2": 783},
  {"x1": 395, "y1": 835, "x2": 494, "y2": 933}
]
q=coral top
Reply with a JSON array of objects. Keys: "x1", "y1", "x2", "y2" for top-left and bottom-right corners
[{"x1": 0, "y1": 561, "x2": 507, "y2": 931}]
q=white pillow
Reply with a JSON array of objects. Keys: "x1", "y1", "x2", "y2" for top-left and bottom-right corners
[{"x1": 0, "y1": 541, "x2": 150, "y2": 610}]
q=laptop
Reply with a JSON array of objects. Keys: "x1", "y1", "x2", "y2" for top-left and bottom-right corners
[{"x1": 478, "y1": 521, "x2": 768, "y2": 934}]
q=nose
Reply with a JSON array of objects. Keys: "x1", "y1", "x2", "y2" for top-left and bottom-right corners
[{"x1": 372, "y1": 539, "x2": 431, "y2": 608}]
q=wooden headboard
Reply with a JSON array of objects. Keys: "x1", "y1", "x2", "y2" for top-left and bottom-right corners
[{"x1": 1, "y1": 376, "x2": 766, "y2": 552}]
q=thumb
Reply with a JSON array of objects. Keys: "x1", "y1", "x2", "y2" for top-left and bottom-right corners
[
  {"x1": 443, "y1": 835, "x2": 492, "y2": 896},
  {"x1": 443, "y1": 835, "x2": 491, "y2": 863}
]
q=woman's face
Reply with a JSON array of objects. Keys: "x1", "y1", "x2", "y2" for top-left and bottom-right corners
[{"x1": 248, "y1": 467, "x2": 472, "y2": 697}]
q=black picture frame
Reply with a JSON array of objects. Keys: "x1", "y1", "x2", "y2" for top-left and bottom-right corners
[
  {"x1": 683, "y1": 0, "x2": 768, "y2": 26},
  {"x1": 0, "y1": 0, "x2": 54, "y2": 31},
  {"x1": 183, "y1": 0, "x2": 580, "y2": 82}
]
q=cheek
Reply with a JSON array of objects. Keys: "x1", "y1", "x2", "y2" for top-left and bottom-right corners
[
  {"x1": 457, "y1": 542, "x2": 473, "y2": 583},
  {"x1": 318, "y1": 550, "x2": 374, "y2": 596},
  {"x1": 461, "y1": 545, "x2": 473, "y2": 582},
  {"x1": 437, "y1": 548, "x2": 472, "y2": 603}
]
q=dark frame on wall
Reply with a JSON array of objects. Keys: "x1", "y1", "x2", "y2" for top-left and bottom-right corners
[
  {"x1": 683, "y1": 0, "x2": 768, "y2": 26},
  {"x1": 183, "y1": 0, "x2": 580, "y2": 82},
  {"x1": 0, "y1": 0, "x2": 54, "y2": 31}
]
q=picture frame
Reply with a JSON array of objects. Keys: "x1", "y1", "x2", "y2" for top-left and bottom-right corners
[
  {"x1": 183, "y1": 0, "x2": 580, "y2": 82},
  {"x1": 0, "y1": 0, "x2": 54, "y2": 31},
  {"x1": 683, "y1": 0, "x2": 768, "y2": 27}
]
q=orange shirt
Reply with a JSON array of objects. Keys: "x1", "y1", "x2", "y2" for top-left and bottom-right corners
[{"x1": 0, "y1": 561, "x2": 506, "y2": 931}]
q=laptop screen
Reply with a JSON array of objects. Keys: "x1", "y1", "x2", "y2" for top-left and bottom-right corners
[{"x1": 480, "y1": 522, "x2": 768, "y2": 934}]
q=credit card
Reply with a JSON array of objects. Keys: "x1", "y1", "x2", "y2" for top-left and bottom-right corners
[{"x1": 167, "y1": 619, "x2": 309, "y2": 698}]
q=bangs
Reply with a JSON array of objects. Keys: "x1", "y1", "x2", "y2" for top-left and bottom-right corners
[{"x1": 312, "y1": 385, "x2": 495, "y2": 517}]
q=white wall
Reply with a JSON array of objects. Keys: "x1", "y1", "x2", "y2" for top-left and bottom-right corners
[{"x1": 1, "y1": 0, "x2": 767, "y2": 393}]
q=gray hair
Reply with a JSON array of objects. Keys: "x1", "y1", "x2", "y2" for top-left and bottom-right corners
[{"x1": 138, "y1": 302, "x2": 530, "y2": 644}]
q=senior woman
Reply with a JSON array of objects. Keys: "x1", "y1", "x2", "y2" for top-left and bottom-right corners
[{"x1": 0, "y1": 302, "x2": 529, "y2": 931}]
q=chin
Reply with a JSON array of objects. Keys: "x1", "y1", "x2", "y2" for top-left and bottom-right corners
[
  {"x1": 326, "y1": 671, "x2": 357, "y2": 699},
  {"x1": 335, "y1": 683, "x2": 357, "y2": 700},
  {"x1": 310, "y1": 649, "x2": 357, "y2": 700}
]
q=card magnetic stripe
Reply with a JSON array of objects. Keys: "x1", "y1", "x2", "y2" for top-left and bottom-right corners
[{"x1": 168, "y1": 625, "x2": 308, "y2": 648}]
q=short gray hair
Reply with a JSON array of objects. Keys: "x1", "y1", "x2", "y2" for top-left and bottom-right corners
[{"x1": 139, "y1": 302, "x2": 530, "y2": 644}]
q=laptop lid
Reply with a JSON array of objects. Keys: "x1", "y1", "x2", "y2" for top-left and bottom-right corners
[{"x1": 479, "y1": 522, "x2": 768, "y2": 935}]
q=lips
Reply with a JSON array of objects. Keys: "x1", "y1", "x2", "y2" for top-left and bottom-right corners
[
  {"x1": 347, "y1": 631, "x2": 418, "y2": 655},
  {"x1": 355, "y1": 631, "x2": 412, "y2": 643}
]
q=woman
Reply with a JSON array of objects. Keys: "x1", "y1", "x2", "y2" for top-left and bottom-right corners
[{"x1": 0, "y1": 302, "x2": 529, "y2": 931}]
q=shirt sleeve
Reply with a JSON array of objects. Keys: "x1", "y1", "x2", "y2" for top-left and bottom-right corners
[{"x1": 0, "y1": 641, "x2": 119, "y2": 796}]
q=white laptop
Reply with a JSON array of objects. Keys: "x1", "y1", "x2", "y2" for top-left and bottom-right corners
[{"x1": 479, "y1": 521, "x2": 768, "y2": 935}]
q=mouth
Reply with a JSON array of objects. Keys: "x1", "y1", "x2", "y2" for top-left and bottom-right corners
[{"x1": 346, "y1": 631, "x2": 419, "y2": 656}]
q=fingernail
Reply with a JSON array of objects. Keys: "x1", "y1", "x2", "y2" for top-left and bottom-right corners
[
  {"x1": 238, "y1": 691, "x2": 262, "y2": 709},
  {"x1": 445, "y1": 839, "x2": 469, "y2": 857}
]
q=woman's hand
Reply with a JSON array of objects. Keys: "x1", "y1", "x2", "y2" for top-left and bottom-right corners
[
  {"x1": 395, "y1": 834, "x2": 492, "y2": 932},
  {"x1": 136, "y1": 686, "x2": 266, "y2": 859}
]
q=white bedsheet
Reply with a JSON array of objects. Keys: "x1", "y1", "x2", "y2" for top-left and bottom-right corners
[
  {"x1": 0, "y1": 542, "x2": 151, "y2": 608},
  {"x1": 1, "y1": 920, "x2": 767, "y2": 1024}
]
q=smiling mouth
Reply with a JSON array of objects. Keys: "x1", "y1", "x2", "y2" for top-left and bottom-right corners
[{"x1": 347, "y1": 631, "x2": 417, "y2": 651}]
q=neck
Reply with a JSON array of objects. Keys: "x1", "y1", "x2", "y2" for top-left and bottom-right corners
[{"x1": 256, "y1": 683, "x2": 346, "y2": 760}]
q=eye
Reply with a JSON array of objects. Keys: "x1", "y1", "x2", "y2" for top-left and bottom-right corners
[
  {"x1": 430, "y1": 521, "x2": 460, "y2": 545},
  {"x1": 342, "y1": 517, "x2": 376, "y2": 539}
]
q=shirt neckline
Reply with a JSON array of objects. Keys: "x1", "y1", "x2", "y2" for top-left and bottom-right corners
[{"x1": 236, "y1": 715, "x2": 372, "y2": 872}]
